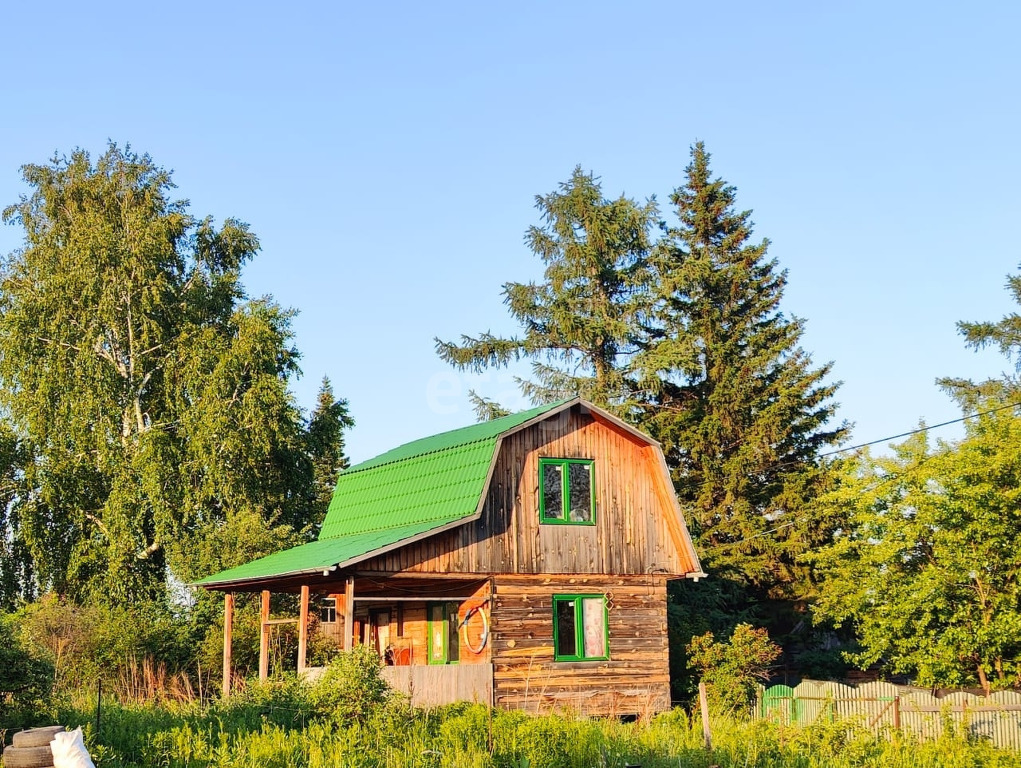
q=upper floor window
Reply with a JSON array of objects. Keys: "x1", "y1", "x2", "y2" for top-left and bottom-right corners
[
  {"x1": 553, "y1": 594, "x2": 608, "y2": 661},
  {"x1": 540, "y1": 458, "x2": 595, "y2": 524}
]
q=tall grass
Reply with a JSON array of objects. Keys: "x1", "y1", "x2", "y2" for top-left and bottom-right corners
[
  {"x1": 4, "y1": 696, "x2": 1008, "y2": 768},
  {"x1": 4, "y1": 677, "x2": 1018, "y2": 768}
]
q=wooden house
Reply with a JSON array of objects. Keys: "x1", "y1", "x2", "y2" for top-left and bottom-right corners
[{"x1": 197, "y1": 398, "x2": 704, "y2": 716}]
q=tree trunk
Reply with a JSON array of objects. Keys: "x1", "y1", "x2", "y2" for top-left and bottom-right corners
[{"x1": 977, "y1": 663, "x2": 990, "y2": 696}]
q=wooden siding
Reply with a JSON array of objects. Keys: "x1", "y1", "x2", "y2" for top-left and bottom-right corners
[
  {"x1": 489, "y1": 574, "x2": 671, "y2": 717},
  {"x1": 382, "y1": 663, "x2": 494, "y2": 708},
  {"x1": 358, "y1": 407, "x2": 695, "y2": 576}
]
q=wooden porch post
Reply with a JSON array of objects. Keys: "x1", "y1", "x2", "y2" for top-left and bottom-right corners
[
  {"x1": 259, "y1": 590, "x2": 270, "y2": 681},
  {"x1": 344, "y1": 576, "x2": 355, "y2": 652},
  {"x1": 297, "y1": 584, "x2": 309, "y2": 674},
  {"x1": 222, "y1": 592, "x2": 234, "y2": 698}
]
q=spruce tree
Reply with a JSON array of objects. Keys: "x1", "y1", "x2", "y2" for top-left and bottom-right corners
[
  {"x1": 938, "y1": 266, "x2": 1021, "y2": 407},
  {"x1": 436, "y1": 167, "x2": 657, "y2": 411},
  {"x1": 633, "y1": 143, "x2": 847, "y2": 601},
  {"x1": 305, "y1": 377, "x2": 354, "y2": 526}
]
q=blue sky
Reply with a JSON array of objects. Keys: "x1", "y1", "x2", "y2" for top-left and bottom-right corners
[{"x1": 2, "y1": 2, "x2": 1019, "y2": 462}]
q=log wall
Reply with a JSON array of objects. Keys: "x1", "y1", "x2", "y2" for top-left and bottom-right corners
[{"x1": 490, "y1": 574, "x2": 671, "y2": 717}]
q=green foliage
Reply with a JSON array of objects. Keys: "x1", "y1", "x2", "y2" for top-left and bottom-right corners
[
  {"x1": 666, "y1": 577, "x2": 760, "y2": 701},
  {"x1": 687, "y1": 623, "x2": 781, "y2": 712},
  {"x1": 22, "y1": 693, "x2": 1020, "y2": 768},
  {"x1": 0, "y1": 422, "x2": 31, "y2": 610},
  {"x1": 13, "y1": 593, "x2": 194, "y2": 694},
  {"x1": 196, "y1": 595, "x2": 264, "y2": 685},
  {"x1": 0, "y1": 143, "x2": 352, "y2": 602},
  {"x1": 790, "y1": 645, "x2": 852, "y2": 681},
  {"x1": 469, "y1": 391, "x2": 513, "y2": 421},
  {"x1": 436, "y1": 167, "x2": 657, "y2": 410},
  {"x1": 633, "y1": 143, "x2": 847, "y2": 602},
  {"x1": 811, "y1": 407, "x2": 1021, "y2": 692},
  {"x1": 306, "y1": 643, "x2": 392, "y2": 724},
  {"x1": 940, "y1": 264, "x2": 1021, "y2": 406},
  {"x1": 214, "y1": 675, "x2": 315, "y2": 728},
  {"x1": 0, "y1": 611, "x2": 53, "y2": 718},
  {"x1": 305, "y1": 377, "x2": 354, "y2": 526},
  {"x1": 436, "y1": 148, "x2": 845, "y2": 684}
]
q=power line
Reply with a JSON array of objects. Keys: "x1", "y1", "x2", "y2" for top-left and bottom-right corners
[
  {"x1": 819, "y1": 400, "x2": 1020, "y2": 459},
  {"x1": 699, "y1": 401, "x2": 1020, "y2": 549}
]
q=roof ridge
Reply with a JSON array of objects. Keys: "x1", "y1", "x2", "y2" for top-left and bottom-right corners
[{"x1": 340, "y1": 398, "x2": 573, "y2": 475}]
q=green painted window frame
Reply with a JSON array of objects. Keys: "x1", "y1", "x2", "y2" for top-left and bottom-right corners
[
  {"x1": 538, "y1": 458, "x2": 596, "y2": 525},
  {"x1": 427, "y1": 601, "x2": 460, "y2": 665},
  {"x1": 552, "y1": 594, "x2": 609, "y2": 662}
]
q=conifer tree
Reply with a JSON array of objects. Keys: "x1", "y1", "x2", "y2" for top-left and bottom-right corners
[
  {"x1": 305, "y1": 377, "x2": 354, "y2": 525},
  {"x1": 468, "y1": 392, "x2": 512, "y2": 421},
  {"x1": 436, "y1": 167, "x2": 657, "y2": 411},
  {"x1": 939, "y1": 266, "x2": 1021, "y2": 407},
  {"x1": 633, "y1": 143, "x2": 847, "y2": 600}
]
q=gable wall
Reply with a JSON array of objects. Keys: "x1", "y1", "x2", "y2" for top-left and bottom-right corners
[{"x1": 358, "y1": 407, "x2": 694, "y2": 575}]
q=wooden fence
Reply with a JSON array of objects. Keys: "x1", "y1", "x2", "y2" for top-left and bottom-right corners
[{"x1": 758, "y1": 679, "x2": 1021, "y2": 750}]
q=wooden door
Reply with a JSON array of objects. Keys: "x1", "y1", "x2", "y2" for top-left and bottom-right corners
[{"x1": 369, "y1": 608, "x2": 391, "y2": 657}]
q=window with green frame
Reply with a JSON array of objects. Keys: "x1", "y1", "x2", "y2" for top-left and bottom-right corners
[
  {"x1": 552, "y1": 594, "x2": 608, "y2": 661},
  {"x1": 427, "y1": 601, "x2": 460, "y2": 665},
  {"x1": 539, "y1": 458, "x2": 595, "y2": 524}
]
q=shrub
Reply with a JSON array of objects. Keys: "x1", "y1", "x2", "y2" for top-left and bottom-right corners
[
  {"x1": 687, "y1": 623, "x2": 781, "y2": 713},
  {"x1": 0, "y1": 612, "x2": 54, "y2": 730},
  {"x1": 15, "y1": 593, "x2": 195, "y2": 698},
  {"x1": 307, "y1": 644, "x2": 391, "y2": 724}
]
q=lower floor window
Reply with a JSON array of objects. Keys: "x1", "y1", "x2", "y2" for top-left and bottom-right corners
[{"x1": 553, "y1": 594, "x2": 608, "y2": 661}]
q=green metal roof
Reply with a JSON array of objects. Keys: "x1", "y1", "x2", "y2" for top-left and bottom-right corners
[
  {"x1": 192, "y1": 520, "x2": 456, "y2": 587},
  {"x1": 196, "y1": 399, "x2": 572, "y2": 588}
]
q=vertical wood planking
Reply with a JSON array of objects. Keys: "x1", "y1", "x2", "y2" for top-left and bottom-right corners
[{"x1": 352, "y1": 404, "x2": 696, "y2": 577}]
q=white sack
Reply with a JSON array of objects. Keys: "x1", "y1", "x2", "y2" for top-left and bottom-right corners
[{"x1": 50, "y1": 727, "x2": 96, "y2": 768}]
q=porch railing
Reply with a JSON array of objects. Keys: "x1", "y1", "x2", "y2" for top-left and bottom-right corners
[{"x1": 381, "y1": 663, "x2": 493, "y2": 708}]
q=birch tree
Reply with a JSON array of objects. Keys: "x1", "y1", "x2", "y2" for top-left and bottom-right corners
[
  {"x1": 812, "y1": 412, "x2": 1021, "y2": 692},
  {"x1": 0, "y1": 144, "x2": 341, "y2": 601}
]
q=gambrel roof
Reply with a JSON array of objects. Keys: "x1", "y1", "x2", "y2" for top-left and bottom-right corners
[
  {"x1": 196, "y1": 400, "x2": 570, "y2": 588},
  {"x1": 196, "y1": 398, "x2": 704, "y2": 589}
]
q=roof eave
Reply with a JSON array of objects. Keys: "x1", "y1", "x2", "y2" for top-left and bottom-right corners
[
  {"x1": 198, "y1": 513, "x2": 483, "y2": 591},
  {"x1": 331, "y1": 514, "x2": 480, "y2": 571},
  {"x1": 195, "y1": 564, "x2": 337, "y2": 591}
]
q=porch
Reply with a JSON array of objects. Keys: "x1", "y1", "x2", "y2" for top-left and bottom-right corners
[{"x1": 217, "y1": 572, "x2": 494, "y2": 706}]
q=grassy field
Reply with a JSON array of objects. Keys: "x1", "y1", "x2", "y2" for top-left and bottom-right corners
[{"x1": 2, "y1": 682, "x2": 1018, "y2": 768}]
